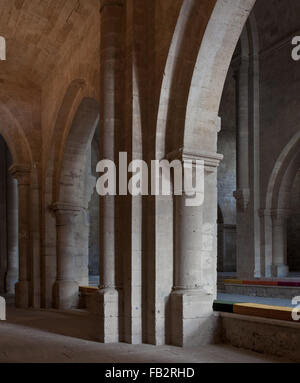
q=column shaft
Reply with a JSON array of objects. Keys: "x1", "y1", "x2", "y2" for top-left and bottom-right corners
[
  {"x1": 53, "y1": 204, "x2": 81, "y2": 309},
  {"x1": 171, "y1": 152, "x2": 222, "y2": 347},
  {"x1": 174, "y1": 194, "x2": 203, "y2": 290},
  {"x1": 271, "y1": 211, "x2": 289, "y2": 277},
  {"x1": 10, "y1": 165, "x2": 31, "y2": 308},
  {"x1": 98, "y1": 0, "x2": 124, "y2": 343},
  {"x1": 6, "y1": 171, "x2": 18, "y2": 294}
]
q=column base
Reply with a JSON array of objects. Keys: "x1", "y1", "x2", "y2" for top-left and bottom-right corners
[
  {"x1": 53, "y1": 280, "x2": 79, "y2": 309},
  {"x1": 271, "y1": 264, "x2": 289, "y2": 278},
  {"x1": 96, "y1": 288, "x2": 120, "y2": 343},
  {"x1": 170, "y1": 289, "x2": 221, "y2": 347},
  {"x1": 15, "y1": 281, "x2": 29, "y2": 308}
]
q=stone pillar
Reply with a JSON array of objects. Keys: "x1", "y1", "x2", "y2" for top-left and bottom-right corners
[
  {"x1": 170, "y1": 151, "x2": 222, "y2": 347},
  {"x1": 271, "y1": 210, "x2": 289, "y2": 278},
  {"x1": 97, "y1": 0, "x2": 124, "y2": 343},
  {"x1": 236, "y1": 55, "x2": 250, "y2": 198},
  {"x1": 259, "y1": 209, "x2": 273, "y2": 278},
  {"x1": 52, "y1": 203, "x2": 82, "y2": 309},
  {"x1": 83, "y1": 149, "x2": 97, "y2": 287},
  {"x1": 6, "y1": 169, "x2": 18, "y2": 294},
  {"x1": 234, "y1": 52, "x2": 253, "y2": 279},
  {"x1": 9, "y1": 165, "x2": 31, "y2": 308},
  {"x1": 0, "y1": 139, "x2": 7, "y2": 294}
]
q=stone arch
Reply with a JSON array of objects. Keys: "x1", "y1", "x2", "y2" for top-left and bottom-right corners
[
  {"x1": 55, "y1": 97, "x2": 99, "y2": 206},
  {"x1": 155, "y1": 0, "x2": 258, "y2": 346},
  {"x1": 52, "y1": 97, "x2": 100, "y2": 309},
  {"x1": 183, "y1": 0, "x2": 256, "y2": 152},
  {"x1": 0, "y1": 104, "x2": 32, "y2": 166},
  {"x1": 266, "y1": 131, "x2": 300, "y2": 211},
  {"x1": 263, "y1": 131, "x2": 300, "y2": 277},
  {"x1": 155, "y1": 0, "x2": 199, "y2": 159},
  {"x1": 156, "y1": 0, "x2": 218, "y2": 158},
  {"x1": 0, "y1": 106, "x2": 32, "y2": 308},
  {"x1": 42, "y1": 79, "x2": 87, "y2": 308},
  {"x1": 48, "y1": 79, "x2": 87, "y2": 203},
  {"x1": 156, "y1": 0, "x2": 257, "y2": 155}
]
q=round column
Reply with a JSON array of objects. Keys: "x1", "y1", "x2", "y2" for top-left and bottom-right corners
[
  {"x1": 6, "y1": 170, "x2": 18, "y2": 294},
  {"x1": 52, "y1": 203, "x2": 82, "y2": 309},
  {"x1": 170, "y1": 151, "x2": 222, "y2": 347},
  {"x1": 97, "y1": 0, "x2": 124, "y2": 343},
  {"x1": 271, "y1": 209, "x2": 289, "y2": 277},
  {"x1": 9, "y1": 164, "x2": 31, "y2": 308}
]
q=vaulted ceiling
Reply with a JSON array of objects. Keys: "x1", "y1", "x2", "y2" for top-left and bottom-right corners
[{"x1": 0, "y1": 0, "x2": 99, "y2": 88}]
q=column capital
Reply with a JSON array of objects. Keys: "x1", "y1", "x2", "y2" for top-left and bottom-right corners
[
  {"x1": 51, "y1": 202, "x2": 84, "y2": 213},
  {"x1": 9, "y1": 164, "x2": 31, "y2": 185},
  {"x1": 233, "y1": 188, "x2": 250, "y2": 211},
  {"x1": 258, "y1": 208, "x2": 271, "y2": 217},
  {"x1": 100, "y1": 0, "x2": 124, "y2": 11},
  {"x1": 165, "y1": 148, "x2": 223, "y2": 172},
  {"x1": 270, "y1": 208, "x2": 290, "y2": 220},
  {"x1": 51, "y1": 202, "x2": 84, "y2": 225}
]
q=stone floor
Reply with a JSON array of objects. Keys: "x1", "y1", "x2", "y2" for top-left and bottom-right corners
[{"x1": 0, "y1": 306, "x2": 293, "y2": 363}]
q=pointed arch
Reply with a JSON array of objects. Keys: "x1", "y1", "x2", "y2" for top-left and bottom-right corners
[{"x1": 266, "y1": 131, "x2": 300, "y2": 211}]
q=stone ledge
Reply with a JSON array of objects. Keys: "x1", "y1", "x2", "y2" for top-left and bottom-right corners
[{"x1": 221, "y1": 312, "x2": 300, "y2": 362}]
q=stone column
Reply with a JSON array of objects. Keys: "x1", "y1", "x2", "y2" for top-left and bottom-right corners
[
  {"x1": 271, "y1": 209, "x2": 289, "y2": 277},
  {"x1": 6, "y1": 169, "x2": 18, "y2": 294},
  {"x1": 52, "y1": 203, "x2": 82, "y2": 309},
  {"x1": 233, "y1": 52, "x2": 253, "y2": 279},
  {"x1": 236, "y1": 55, "x2": 250, "y2": 199},
  {"x1": 0, "y1": 139, "x2": 7, "y2": 294},
  {"x1": 259, "y1": 209, "x2": 273, "y2": 277},
  {"x1": 170, "y1": 150, "x2": 222, "y2": 347},
  {"x1": 9, "y1": 165, "x2": 31, "y2": 308},
  {"x1": 97, "y1": 0, "x2": 124, "y2": 343}
]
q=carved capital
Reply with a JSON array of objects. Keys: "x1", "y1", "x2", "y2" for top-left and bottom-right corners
[
  {"x1": 51, "y1": 202, "x2": 84, "y2": 225},
  {"x1": 233, "y1": 188, "x2": 250, "y2": 211},
  {"x1": 52, "y1": 202, "x2": 83, "y2": 213},
  {"x1": 9, "y1": 164, "x2": 31, "y2": 185},
  {"x1": 165, "y1": 148, "x2": 223, "y2": 173}
]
